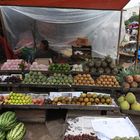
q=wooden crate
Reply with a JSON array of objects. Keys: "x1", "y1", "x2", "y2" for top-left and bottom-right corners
[{"x1": 15, "y1": 110, "x2": 46, "y2": 123}]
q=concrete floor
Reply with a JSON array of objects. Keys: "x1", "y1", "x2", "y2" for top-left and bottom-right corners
[{"x1": 24, "y1": 119, "x2": 66, "y2": 140}]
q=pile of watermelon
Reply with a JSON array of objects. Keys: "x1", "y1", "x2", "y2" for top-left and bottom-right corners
[{"x1": 0, "y1": 111, "x2": 26, "y2": 140}]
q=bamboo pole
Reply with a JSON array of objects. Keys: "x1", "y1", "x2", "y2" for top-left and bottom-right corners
[
  {"x1": 117, "y1": 10, "x2": 123, "y2": 64},
  {"x1": 135, "y1": 4, "x2": 140, "y2": 65}
]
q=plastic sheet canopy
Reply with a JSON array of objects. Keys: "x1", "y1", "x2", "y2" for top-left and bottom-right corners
[{"x1": 1, "y1": 7, "x2": 125, "y2": 59}]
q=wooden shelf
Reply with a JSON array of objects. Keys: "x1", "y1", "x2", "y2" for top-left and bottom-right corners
[
  {"x1": 2, "y1": 104, "x2": 119, "y2": 111},
  {"x1": 0, "y1": 83, "x2": 122, "y2": 91},
  {"x1": 121, "y1": 110, "x2": 140, "y2": 116},
  {"x1": 0, "y1": 70, "x2": 118, "y2": 77},
  {"x1": 0, "y1": 70, "x2": 29, "y2": 75}
]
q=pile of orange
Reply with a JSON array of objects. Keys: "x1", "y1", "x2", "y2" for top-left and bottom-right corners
[
  {"x1": 74, "y1": 74, "x2": 95, "y2": 86},
  {"x1": 95, "y1": 75, "x2": 120, "y2": 87}
]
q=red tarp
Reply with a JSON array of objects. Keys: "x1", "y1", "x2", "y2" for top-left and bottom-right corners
[{"x1": 0, "y1": 0, "x2": 130, "y2": 10}]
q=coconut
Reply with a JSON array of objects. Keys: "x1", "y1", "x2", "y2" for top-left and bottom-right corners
[
  {"x1": 101, "y1": 61, "x2": 108, "y2": 68},
  {"x1": 130, "y1": 81, "x2": 138, "y2": 88},
  {"x1": 133, "y1": 75, "x2": 140, "y2": 83},
  {"x1": 105, "y1": 56, "x2": 112, "y2": 63},
  {"x1": 88, "y1": 60, "x2": 94, "y2": 67},
  {"x1": 104, "y1": 68, "x2": 111, "y2": 74},
  {"x1": 90, "y1": 68, "x2": 96, "y2": 73},
  {"x1": 109, "y1": 62, "x2": 116, "y2": 69},
  {"x1": 83, "y1": 66, "x2": 90, "y2": 72},
  {"x1": 111, "y1": 68, "x2": 118, "y2": 75},
  {"x1": 94, "y1": 60, "x2": 101, "y2": 68},
  {"x1": 98, "y1": 68, "x2": 104, "y2": 74},
  {"x1": 122, "y1": 82, "x2": 130, "y2": 89},
  {"x1": 125, "y1": 75, "x2": 133, "y2": 84}
]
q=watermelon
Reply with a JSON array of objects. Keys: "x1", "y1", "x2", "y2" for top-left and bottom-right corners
[
  {"x1": 7, "y1": 122, "x2": 26, "y2": 140},
  {"x1": 0, "y1": 130, "x2": 5, "y2": 140},
  {"x1": 0, "y1": 111, "x2": 17, "y2": 131}
]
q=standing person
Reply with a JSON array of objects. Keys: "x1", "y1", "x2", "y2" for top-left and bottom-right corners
[
  {"x1": 34, "y1": 40, "x2": 58, "y2": 62},
  {"x1": 0, "y1": 29, "x2": 15, "y2": 60}
]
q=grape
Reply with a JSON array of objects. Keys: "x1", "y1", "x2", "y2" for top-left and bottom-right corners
[
  {"x1": 4, "y1": 76, "x2": 22, "y2": 83},
  {"x1": 64, "y1": 134, "x2": 99, "y2": 140}
]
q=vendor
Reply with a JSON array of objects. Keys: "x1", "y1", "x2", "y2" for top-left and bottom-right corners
[
  {"x1": 34, "y1": 40, "x2": 58, "y2": 62},
  {"x1": 0, "y1": 29, "x2": 15, "y2": 61}
]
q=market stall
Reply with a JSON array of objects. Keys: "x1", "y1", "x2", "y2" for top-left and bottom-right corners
[{"x1": 1, "y1": 0, "x2": 140, "y2": 140}]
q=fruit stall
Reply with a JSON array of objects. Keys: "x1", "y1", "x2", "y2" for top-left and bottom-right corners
[
  {"x1": 0, "y1": 57, "x2": 140, "y2": 139},
  {"x1": 1, "y1": 0, "x2": 140, "y2": 140}
]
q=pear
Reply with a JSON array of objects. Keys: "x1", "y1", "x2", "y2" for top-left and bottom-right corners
[
  {"x1": 117, "y1": 96, "x2": 125, "y2": 104},
  {"x1": 131, "y1": 102, "x2": 140, "y2": 111},
  {"x1": 120, "y1": 101, "x2": 130, "y2": 110},
  {"x1": 125, "y1": 92, "x2": 136, "y2": 104}
]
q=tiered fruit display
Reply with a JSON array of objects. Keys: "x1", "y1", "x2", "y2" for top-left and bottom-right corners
[
  {"x1": 49, "y1": 63, "x2": 71, "y2": 73},
  {"x1": 64, "y1": 134, "x2": 100, "y2": 140},
  {"x1": 83, "y1": 56, "x2": 118, "y2": 75},
  {"x1": 46, "y1": 73, "x2": 73, "y2": 85},
  {"x1": 95, "y1": 75, "x2": 120, "y2": 87},
  {"x1": 1, "y1": 59, "x2": 28, "y2": 70},
  {"x1": 4, "y1": 92, "x2": 33, "y2": 105},
  {"x1": 30, "y1": 62, "x2": 48, "y2": 71},
  {"x1": 0, "y1": 111, "x2": 26, "y2": 140},
  {"x1": 112, "y1": 136, "x2": 140, "y2": 140},
  {"x1": 48, "y1": 93, "x2": 113, "y2": 106},
  {"x1": 74, "y1": 74, "x2": 95, "y2": 85},
  {"x1": 118, "y1": 92, "x2": 140, "y2": 111},
  {"x1": 22, "y1": 71, "x2": 47, "y2": 84}
]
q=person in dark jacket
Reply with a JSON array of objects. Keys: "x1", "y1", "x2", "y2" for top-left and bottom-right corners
[{"x1": 34, "y1": 40, "x2": 58, "y2": 62}]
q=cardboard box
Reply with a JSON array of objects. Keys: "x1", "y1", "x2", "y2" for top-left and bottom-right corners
[
  {"x1": 35, "y1": 58, "x2": 52, "y2": 65},
  {"x1": 76, "y1": 37, "x2": 89, "y2": 46}
]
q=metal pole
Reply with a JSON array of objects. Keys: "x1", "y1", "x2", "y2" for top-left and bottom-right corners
[
  {"x1": 117, "y1": 10, "x2": 123, "y2": 64},
  {"x1": 135, "y1": 4, "x2": 140, "y2": 65}
]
